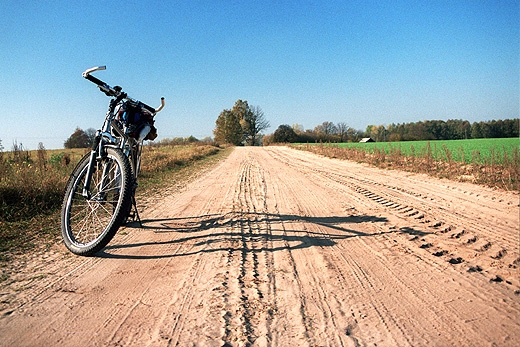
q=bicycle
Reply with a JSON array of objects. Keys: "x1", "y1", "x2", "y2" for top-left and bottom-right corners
[{"x1": 61, "y1": 66, "x2": 165, "y2": 256}]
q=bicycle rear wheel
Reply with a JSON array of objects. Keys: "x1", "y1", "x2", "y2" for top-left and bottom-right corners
[{"x1": 61, "y1": 147, "x2": 132, "y2": 256}]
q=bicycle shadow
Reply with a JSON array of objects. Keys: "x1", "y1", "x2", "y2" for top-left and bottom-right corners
[{"x1": 98, "y1": 212, "x2": 431, "y2": 259}]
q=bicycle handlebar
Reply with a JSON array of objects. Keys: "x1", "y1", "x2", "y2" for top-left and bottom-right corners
[
  {"x1": 155, "y1": 97, "x2": 165, "y2": 113},
  {"x1": 82, "y1": 66, "x2": 164, "y2": 114},
  {"x1": 82, "y1": 65, "x2": 106, "y2": 77}
]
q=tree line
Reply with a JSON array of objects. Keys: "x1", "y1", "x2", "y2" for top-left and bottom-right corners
[
  {"x1": 365, "y1": 119, "x2": 519, "y2": 142},
  {"x1": 62, "y1": 128, "x2": 212, "y2": 149},
  {"x1": 61, "y1": 110, "x2": 517, "y2": 149},
  {"x1": 264, "y1": 118, "x2": 519, "y2": 144},
  {"x1": 62, "y1": 99, "x2": 271, "y2": 149}
]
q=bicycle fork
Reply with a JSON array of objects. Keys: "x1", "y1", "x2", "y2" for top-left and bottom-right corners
[{"x1": 82, "y1": 131, "x2": 107, "y2": 200}]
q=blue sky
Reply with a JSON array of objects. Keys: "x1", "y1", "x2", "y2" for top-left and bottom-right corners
[{"x1": 1, "y1": 0, "x2": 518, "y2": 150}]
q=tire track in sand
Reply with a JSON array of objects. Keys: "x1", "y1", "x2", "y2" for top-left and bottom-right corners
[{"x1": 267, "y1": 146, "x2": 519, "y2": 291}]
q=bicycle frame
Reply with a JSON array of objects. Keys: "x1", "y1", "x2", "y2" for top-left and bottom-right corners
[{"x1": 80, "y1": 66, "x2": 164, "y2": 200}]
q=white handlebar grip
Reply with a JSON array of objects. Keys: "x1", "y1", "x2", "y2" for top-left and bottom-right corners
[
  {"x1": 82, "y1": 65, "x2": 107, "y2": 77},
  {"x1": 155, "y1": 97, "x2": 165, "y2": 113}
]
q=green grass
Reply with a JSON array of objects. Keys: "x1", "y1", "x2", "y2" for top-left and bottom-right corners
[{"x1": 331, "y1": 138, "x2": 519, "y2": 165}]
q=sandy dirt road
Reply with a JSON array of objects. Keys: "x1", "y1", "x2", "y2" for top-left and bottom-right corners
[{"x1": 1, "y1": 146, "x2": 519, "y2": 346}]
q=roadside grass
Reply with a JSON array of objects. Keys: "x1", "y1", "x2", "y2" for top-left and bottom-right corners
[
  {"x1": 291, "y1": 138, "x2": 519, "y2": 191},
  {"x1": 0, "y1": 144, "x2": 229, "y2": 263},
  {"x1": 135, "y1": 144, "x2": 229, "y2": 197}
]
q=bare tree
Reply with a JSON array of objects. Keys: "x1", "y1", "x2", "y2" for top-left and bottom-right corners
[
  {"x1": 292, "y1": 123, "x2": 304, "y2": 134},
  {"x1": 242, "y1": 105, "x2": 270, "y2": 146},
  {"x1": 314, "y1": 121, "x2": 338, "y2": 141},
  {"x1": 337, "y1": 122, "x2": 349, "y2": 142}
]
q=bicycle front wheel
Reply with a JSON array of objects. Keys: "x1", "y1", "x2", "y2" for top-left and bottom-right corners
[{"x1": 61, "y1": 147, "x2": 132, "y2": 256}]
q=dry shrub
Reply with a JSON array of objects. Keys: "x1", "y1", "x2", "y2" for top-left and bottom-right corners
[
  {"x1": 0, "y1": 155, "x2": 69, "y2": 223},
  {"x1": 140, "y1": 145, "x2": 220, "y2": 176},
  {"x1": 37, "y1": 142, "x2": 47, "y2": 171}
]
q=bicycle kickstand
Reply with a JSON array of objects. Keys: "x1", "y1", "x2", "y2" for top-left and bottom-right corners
[{"x1": 131, "y1": 195, "x2": 143, "y2": 228}]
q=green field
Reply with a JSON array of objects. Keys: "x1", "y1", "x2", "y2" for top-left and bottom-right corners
[{"x1": 330, "y1": 138, "x2": 518, "y2": 165}]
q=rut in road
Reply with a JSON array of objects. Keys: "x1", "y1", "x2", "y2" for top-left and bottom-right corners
[
  {"x1": 0, "y1": 146, "x2": 519, "y2": 347},
  {"x1": 269, "y1": 147, "x2": 519, "y2": 288}
]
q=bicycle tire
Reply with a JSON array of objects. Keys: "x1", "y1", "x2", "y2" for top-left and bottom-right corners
[
  {"x1": 120, "y1": 149, "x2": 138, "y2": 225},
  {"x1": 61, "y1": 147, "x2": 132, "y2": 256}
]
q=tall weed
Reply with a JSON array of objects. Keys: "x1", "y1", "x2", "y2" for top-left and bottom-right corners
[{"x1": 0, "y1": 149, "x2": 80, "y2": 222}]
